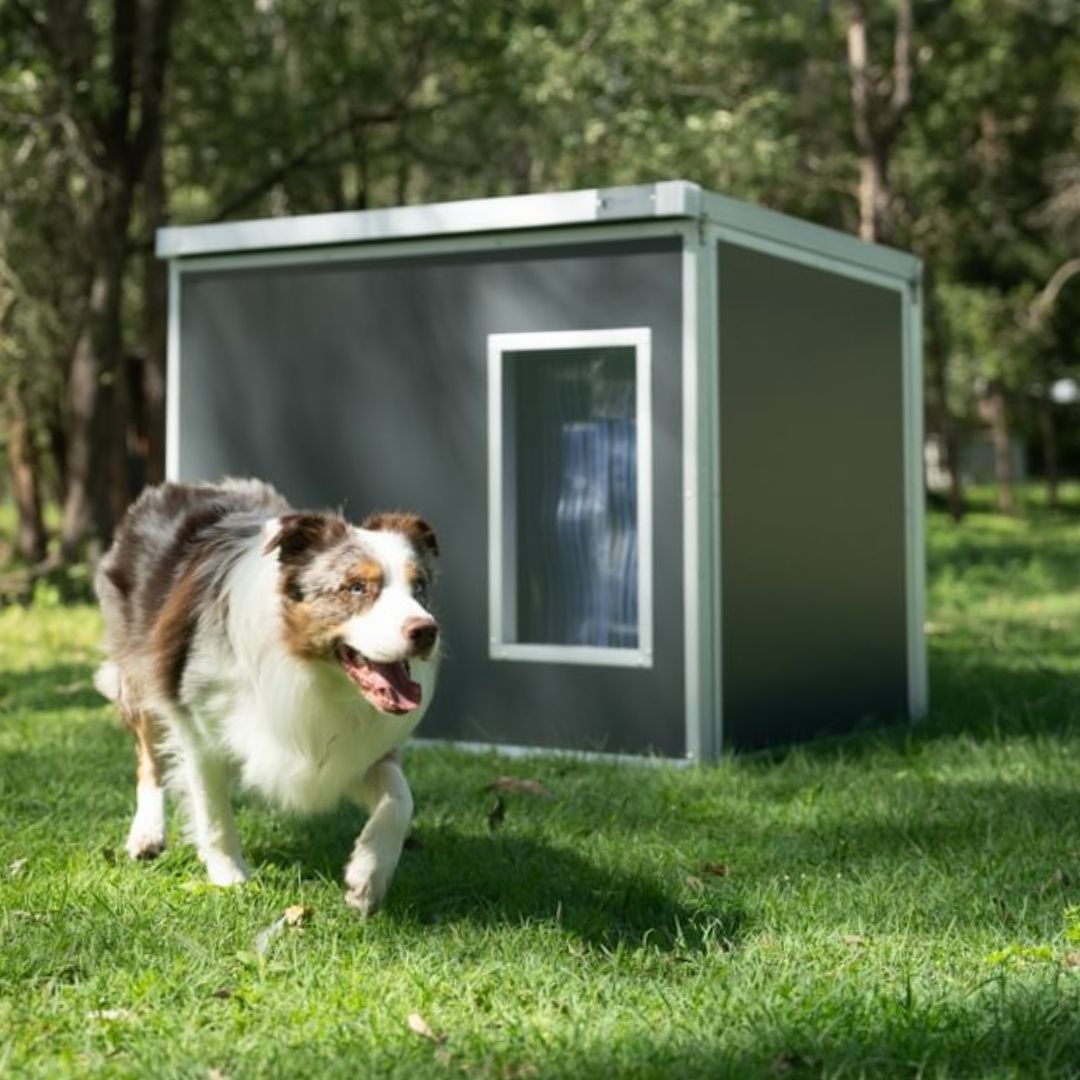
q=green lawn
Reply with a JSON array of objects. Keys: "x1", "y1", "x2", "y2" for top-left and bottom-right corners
[{"x1": 2, "y1": 489, "x2": 1080, "y2": 1078}]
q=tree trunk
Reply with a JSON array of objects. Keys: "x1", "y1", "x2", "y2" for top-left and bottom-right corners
[
  {"x1": 984, "y1": 382, "x2": 1015, "y2": 515},
  {"x1": 855, "y1": 140, "x2": 891, "y2": 243},
  {"x1": 844, "y1": 0, "x2": 913, "y2": 246},
  {"x1": 142, "y1": 127, "x2": 168, "y2": 488},
  {"x1": 59, "y1": 187, "x2": 133, "y2": 560},
  {"x1": 4, "y1": 377, "x2": 48, "y2": 563}
]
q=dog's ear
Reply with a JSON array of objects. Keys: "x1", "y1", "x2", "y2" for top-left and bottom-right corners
[
  {"x1": 362, "y1": 511, "x2": 439, "y2": 560},
  {"x1": 263, "y1": 513, "x2": 347, "y2": 563}
]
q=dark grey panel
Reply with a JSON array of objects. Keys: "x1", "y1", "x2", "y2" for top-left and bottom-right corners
[
  {"x1": 718, "y1": 243, "x2": 908, "y2": 751},
  {"x1": 179, "y1": 239, "x2": 684, "y2": 755}
]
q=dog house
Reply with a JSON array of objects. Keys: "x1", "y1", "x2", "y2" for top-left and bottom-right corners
[{"x1": 158, "y1": 180, "x2": 926, "y2": 760}]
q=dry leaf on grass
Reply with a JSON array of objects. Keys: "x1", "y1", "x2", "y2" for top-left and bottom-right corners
[
  {"x1": 86, "y1": 1008, "x2": 136, "y2": 1023},
  {"x1": 255, "y1": 904, "x2": 312, "y2": 955},
  {"x1": 8, "y1": 858, "x2": 28, "y2": 877},
  {"x1": 487, "y1": 795, "x2": 507, "y2": 831},
  {"x1": 1064, "y1": 952, "x2": 1080, "y2": 970},
  {"x1": 701, "y1": 862, "x2": 729, "y2": 878},
  {"x1": 283, "y1": 904, "x2": 312, "y2": 927},
  {"x1": 484, "y1": 776, "x2": 552, "y2": 798},
  {"x1": 842, "y1": 934, "x2": 867, "y2": 947},
  {"x1": 407, "y1": 1012, "x2": 446, "y2": 1044},
  {"x1": 685, "y1": 875, "x2": 705, "y2": 891}
]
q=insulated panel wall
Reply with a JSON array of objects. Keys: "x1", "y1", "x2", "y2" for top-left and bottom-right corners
[
  {"x1": 717, "y1": 242, "x2": 908, "y2": 750},
  {"x1": 176, "y1": 238, "x2": 685, "y2": 755}
]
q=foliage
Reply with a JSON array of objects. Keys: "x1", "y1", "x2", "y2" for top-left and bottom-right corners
[
  {"x1": 1, "y1": 489, "x2": 1080, "y2": 1076},
  {"x1": 0, "y1": 1, "x2": 1078, "y2": 544}
]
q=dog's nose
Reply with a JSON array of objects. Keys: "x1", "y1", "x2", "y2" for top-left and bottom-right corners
[{"x1": 404, "y1": 617, "x2": 438, "y2": 655}]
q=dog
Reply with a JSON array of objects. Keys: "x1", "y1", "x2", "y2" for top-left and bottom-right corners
[{"x1": 93, "y1": 477, "x2": 440, "y2": 915}]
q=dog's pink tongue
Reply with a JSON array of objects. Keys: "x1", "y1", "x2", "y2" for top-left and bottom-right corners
[{"x1": 356, "y1": 661, "x2": 422, "y2": 714}]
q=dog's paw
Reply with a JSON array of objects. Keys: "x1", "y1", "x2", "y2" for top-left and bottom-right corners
[
  {"x1": 344, "y1": 879, "x2": 383, "y2": 917},
  {"x1": 125, "y1": 822, "x2": 166, "y2": 861},
  {"x1": 204, "y1": 852, "x2": 250, "y2": 887},
  {"x1": 344, "y1": 854, "x2": 391, "y2": 917}
]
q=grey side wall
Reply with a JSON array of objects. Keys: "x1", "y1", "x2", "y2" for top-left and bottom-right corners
[
  {"x1": 717, "y1": 243, "x2": 909, "y2": 750},
  {"x1": 177, "y1": 238, "x2": 686, "y2": 756}
]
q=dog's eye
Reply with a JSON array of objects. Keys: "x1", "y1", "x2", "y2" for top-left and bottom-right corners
[
  {"x1": 412, "y1": 580, "x2": 428, "y2": 601},
  {"x1": 349, "y1": 581, "x2": 368, "y2": 596}
]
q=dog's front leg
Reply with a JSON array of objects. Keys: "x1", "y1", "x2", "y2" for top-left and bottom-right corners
[
  {"x1": 180, "y1": 750, "x2": 249, "y2": 886},
  {"x1": 345, "y1": 751, "x2": 413, "y2": 916}
]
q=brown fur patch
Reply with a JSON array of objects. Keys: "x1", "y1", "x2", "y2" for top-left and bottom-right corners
[
  {"x1": 404, "y1": 561, "x2": 431, "y2": 593},
  {"x1": 362, "y1": 511, "x2": 439, "y2": 559},
  {"x1": 139, "y1": 502, "x2": 232, "y2": 631},
  {"x1": 264, "y1": 513, "x2": 349, "y2": 563},
  {"x1": 347, "y1": 558, "x2": 385, "y2": 594},
  {"x1": 150, "y1": 565, "x2": 204, "y2": 700},
  {"x1": 125, "y1": 710, "x2": 164, "y2": 787},
  {"x1": 266, "y1": 513, "x2": 350, "y2": 603},
  {"x1": 280, "y1": 557, "x2": 383, "y2": 660}
]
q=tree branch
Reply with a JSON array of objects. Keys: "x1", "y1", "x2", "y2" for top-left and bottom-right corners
[
  {"x1": 1027, "y1": 257, "x2": 1080, "y2": 328},
  {"x1": 845, "y1": 0, "x2": 875, "y2": 155},
  {"x1": 208, "y1": 107, "x2": 411, "y2": 223},
  {"x1": 889, "y1": 0, "x2": 914, "y2": 124}
]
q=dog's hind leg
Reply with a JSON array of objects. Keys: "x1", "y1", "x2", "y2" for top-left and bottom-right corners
[
  {"x1": 344, "y1": 750, "x2": 414, "y2": 917},
  {"x1": 125, "y1": 711, "x2": 167, "y2": 861}
]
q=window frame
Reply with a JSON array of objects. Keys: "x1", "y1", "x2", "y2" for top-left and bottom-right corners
[{"x1": 487, "y1": 327, "x2": 654, "y2": 668}]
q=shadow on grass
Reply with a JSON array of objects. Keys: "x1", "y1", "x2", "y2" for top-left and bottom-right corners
[
  {"x1": 549, "y1": 987, "x2": 1080, "y2": 1078},
  {"x1": 0, "y1": 663, "x2": 104, "y2": 714},
  {"x1": 249, "y1": 817, "x2": 742, "y2": 955}
]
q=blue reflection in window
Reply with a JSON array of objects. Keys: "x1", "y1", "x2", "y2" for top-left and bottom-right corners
[{"x1": 512, "y1": 348, "x2": 638, "y2": 648}]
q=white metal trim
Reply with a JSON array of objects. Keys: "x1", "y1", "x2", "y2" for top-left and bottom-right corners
[
  {"x1": 680, "y1": 229, "x2": 723, "y2": 762},
  {"x1": 170, "y1": 220, "x2": 690, "y2": 276},
  {"x1": 698, "y1": 228, "x2": 723, "y2": 759},
  {"x1": 903, "y1": 282, "x2": 929, "y2": 720},
  {"x1": 681, "y1": 240, "x2": 702, "y2": 759},
  {"x1": 157, "y1": 181, "x2": 702, "y2": 258},
  {"x1": 701, "y1": 190, "x2": 919, "y2": 282},
  {"x1": 409, "y1": 736, "x2": 691, "y2": 767},
  {"x1": 711, "y1": 224, "x2": 910, "y2": 295},
  {"x1": 490, "y1": 644, "x2": 653, "y2": 668},
  {"x1": 487, "y1": 326, "x2": 654, "y2": 669},
  {"x1": 165, "y1": 259, "x2": 181, "y2": 481}
]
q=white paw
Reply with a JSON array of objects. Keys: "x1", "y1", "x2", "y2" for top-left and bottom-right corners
[
  {"x1": 126, "y1": 822, "x2": 166, "y2": 861},
  {"x1": 204, "y1": 851, "x2": 250, "y2": 887},
  {"x1": 126, "y1": 784, "x2": 166, "y2": 860},
  {"x1": 344, "y1": 852, "x2": 391, "y2": 917}
]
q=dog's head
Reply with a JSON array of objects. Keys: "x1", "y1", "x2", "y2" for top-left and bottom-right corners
[{"x1": 263, "y1": 510, "x2": 440, "y2": 715}]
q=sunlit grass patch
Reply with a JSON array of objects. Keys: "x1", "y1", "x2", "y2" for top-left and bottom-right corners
[{"x1": 2, "y1": 489, "x2": 1080, "y2": 1077}]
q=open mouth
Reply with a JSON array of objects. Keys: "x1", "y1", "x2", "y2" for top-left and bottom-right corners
[{"x1": 336, "y1": 644, "x2": 423, "y2": 714}]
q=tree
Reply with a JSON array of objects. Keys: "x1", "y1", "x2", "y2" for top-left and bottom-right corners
[
  {"x1": 8, "y1": 0, "x2": 181, "y2": 557},
  {"x1": 843, "y1": 0, "x2": 913, "y2": 245}
]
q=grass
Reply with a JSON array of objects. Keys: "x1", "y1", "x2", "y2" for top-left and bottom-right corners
[{"x1": 2, "y1": 486, "x2": 1080, "y2": 1078}]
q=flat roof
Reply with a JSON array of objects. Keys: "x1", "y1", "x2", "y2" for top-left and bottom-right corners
[{"x1": 157, "y1": 180, "x2": 920, "y2": 281}]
